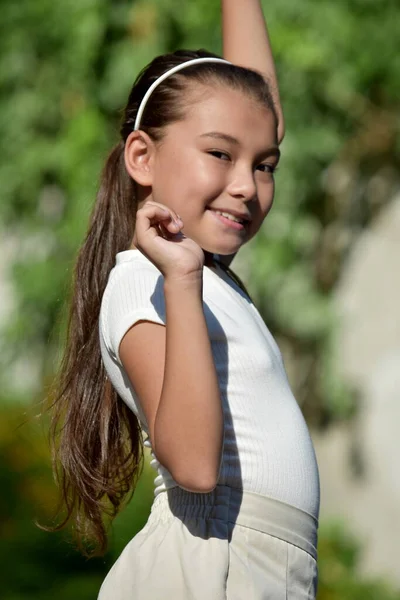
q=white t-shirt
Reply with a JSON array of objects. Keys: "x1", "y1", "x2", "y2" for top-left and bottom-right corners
[{"x1": 99, "y1": 249, "x2": 320, "y2": 520}]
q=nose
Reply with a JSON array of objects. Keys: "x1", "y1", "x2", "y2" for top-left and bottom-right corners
[{"x1": 226, "y1": 164, "x2": 257, "y2": 203}]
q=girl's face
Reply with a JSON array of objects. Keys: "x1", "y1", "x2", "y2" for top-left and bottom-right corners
[{"x1": 148, "y1": 84, "x2": 280, "y2": 256}]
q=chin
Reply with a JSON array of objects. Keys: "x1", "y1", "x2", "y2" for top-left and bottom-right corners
[
  {"x1": 203, "y1": 246, "x2": 240, "y2": 257},
  {"x1": 217, "y1": 241, "x2": 246, "y2": 255},
  {"x1": 199, "y1": 234, "x2": 247, "y2": 257}
]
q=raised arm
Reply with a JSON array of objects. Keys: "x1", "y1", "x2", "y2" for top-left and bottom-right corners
[
  {"x1": 218, "y1": 0, "x2": 283, "y2": 269},
  {"x1": 221, "y1": 0, "x2": 284, "y2": 143}
]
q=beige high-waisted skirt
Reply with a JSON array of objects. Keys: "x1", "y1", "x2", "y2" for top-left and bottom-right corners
[{"x1": 98, "y1": 485, "x2": 318, "y2": 599}]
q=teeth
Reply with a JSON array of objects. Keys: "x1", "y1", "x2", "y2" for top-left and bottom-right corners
[{"x1": 214, "y1": 210, "x2": 244, "y2": 224}]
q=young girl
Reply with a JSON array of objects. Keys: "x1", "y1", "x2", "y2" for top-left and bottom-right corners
[{"x1": 50, "y1": 1, "x2": 320, "y2": 598}]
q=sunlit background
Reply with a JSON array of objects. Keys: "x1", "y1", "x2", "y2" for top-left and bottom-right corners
[{"x1": 1, "y1": 0, "x2": 399, "y2": 598}]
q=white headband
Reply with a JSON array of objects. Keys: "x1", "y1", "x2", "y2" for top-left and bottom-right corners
[{"x1": 133, "y1": 57, "x2": 231, "y2": 131}]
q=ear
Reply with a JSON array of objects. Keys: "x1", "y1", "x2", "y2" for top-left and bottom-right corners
[{"x1": 124, "y1": 130, "x2": 156, "y2": 186}]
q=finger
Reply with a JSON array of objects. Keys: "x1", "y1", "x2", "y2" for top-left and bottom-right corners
[
  {"x1": 136, "y1": 205, "x2": 171, "y2": 234},
  {"x1": 149, "y1": 211, "x2": 182, "y2": 234},
  {"x1": 137, "y1": 203, "x2": 170, "y2": 221},
  {"x1": 136, "y1": 209, "x2": 182, "y2": 245},
  {"x1": 141, "y1": 201, "x2": 183, "y2": 226},
  {"x1": 158, "y1": 220, "x2": 182, "y2": 239},
  {"x1": 164, "y1": 218, "x2": 182, "y2": 233}
]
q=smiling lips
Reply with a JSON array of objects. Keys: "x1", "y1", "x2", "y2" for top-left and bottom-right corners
[{"x1": 208, "y1": 208, "x2": 250, "y2": 231}]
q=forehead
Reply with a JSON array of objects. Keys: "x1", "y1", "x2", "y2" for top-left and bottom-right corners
[{"x1": 170, "y1": 84, "x2": 277, "y2": 146}]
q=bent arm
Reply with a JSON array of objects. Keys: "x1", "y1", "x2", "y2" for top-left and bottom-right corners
[
  {"x1": 120, "y1": 275, "x2": 223, "y2": 493},
  {"x1": 219, "y1": 0, "x2": 283, "y2": 269},
  {"x1": 155, "y1": 276, "x2": 223, "y2": 491},
  {"x1": 221, "y1": 0, "x2": 284, "y2": 143}
]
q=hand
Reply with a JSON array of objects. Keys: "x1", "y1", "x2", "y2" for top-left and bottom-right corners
[{"x1": 133, "y1": 201, "x2": 205, "y2": 280}]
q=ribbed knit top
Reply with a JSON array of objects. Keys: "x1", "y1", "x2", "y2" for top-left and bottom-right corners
[{"x1": 99, "y1": 249, "x2": 320, "y2": 520}]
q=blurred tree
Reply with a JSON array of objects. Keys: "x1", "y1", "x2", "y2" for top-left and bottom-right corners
[
  {"x1": 0, "y1": 0, "x2": 399, "y2": 596},
  {"x1": 0, "y1": 0, "x2": 398, "y2": 419},
  {"x1": 0, "y1": 403, "x2": 155, "y2": 599}
]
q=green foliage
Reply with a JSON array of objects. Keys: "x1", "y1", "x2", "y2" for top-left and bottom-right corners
[
  {"x1": 0, "y1": 404, "x2": 154, "y2": 599},
  {"x1": 1, "y1": 0, "x2": 399, "y2": 419},
  {"x1": 0, "y1": 0, "x2": 399, "y2": 596},
  {"x1": 317, "y1": 523, "x2": 400, "y2": 599}
]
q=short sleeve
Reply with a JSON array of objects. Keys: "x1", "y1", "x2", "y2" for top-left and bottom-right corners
[{"x1": 100, "y1": 263, "x2": 166, "y2": 363}]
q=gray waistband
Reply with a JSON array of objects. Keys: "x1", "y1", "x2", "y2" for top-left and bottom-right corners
[{"x1": 150, "y1": 485, "x2": 318, "y2": 560}]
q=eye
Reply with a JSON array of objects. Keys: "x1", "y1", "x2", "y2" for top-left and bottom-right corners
[
  {"x1": 208, "y1": 150, "x2": 231, "y2": 161},
  {"x1": 256, "y1": 163, "x2": 278, "y2": 174}
]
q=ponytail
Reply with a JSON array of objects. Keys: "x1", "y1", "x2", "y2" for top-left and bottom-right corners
[
  {"x1": 80, "y1": 141, "x2": 135, "y2": 308},
  {"x1": 46, "y1": 142, "x2": 144, "y2": 556}
]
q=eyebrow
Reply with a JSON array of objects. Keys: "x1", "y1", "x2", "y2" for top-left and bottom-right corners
[
  {"x1": 199, "y1": 131, "x2": 240, "y2": 145},
  {"x1": 199, "y1": 131, "x2": 281, "y2": 159}
]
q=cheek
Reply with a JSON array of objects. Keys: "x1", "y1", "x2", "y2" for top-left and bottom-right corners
[
  {"x1": 251, "y1": 185, "x2": 275, "y2": 233},
  {"x1": 151, "y1": 157, "x2": 183, "y2": 205},
  {"x1": 152, "y1": 149, "x2": 227, "y2": 211},
  {"x1": 262, "y1": 194, "x2": 274, "y2": 217},
  {"x1": 200, "y1": 160, "x2": 232, "y2": 206},
  {"x1": 175, "y1": 156, "x2": 226, "y2": 204},
  {"x1": 186, "y1": 153, "x2": 225, "y2": 185}
]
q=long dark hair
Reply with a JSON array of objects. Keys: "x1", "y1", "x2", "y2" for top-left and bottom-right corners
[{"x1": 47, "y1": 49, "x2": 276, "y2": 555}]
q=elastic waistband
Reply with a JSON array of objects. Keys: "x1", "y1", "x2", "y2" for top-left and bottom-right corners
[{"x1": 150, "y1": 485, "x2": 318, "y2": 560}]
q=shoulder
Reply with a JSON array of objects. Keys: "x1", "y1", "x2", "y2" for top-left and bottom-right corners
[
  {"x1": 100, "y1": 249, "x2": 166, "y2": 360},
  {"x1": 103, "y1": 249, "x2": 162, "y2": 300},
  {"x1": 108, "y1": 248, "x2": 160, "y2": 279}
]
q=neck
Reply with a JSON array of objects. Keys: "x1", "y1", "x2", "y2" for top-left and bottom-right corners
[{"x1": 203, "y1": 251, "x2": 215, "y2": 267}]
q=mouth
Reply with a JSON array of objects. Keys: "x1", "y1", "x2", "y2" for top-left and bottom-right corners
[{"x1": 207, "y1": 208, "x2": 250, "y2": 231}]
